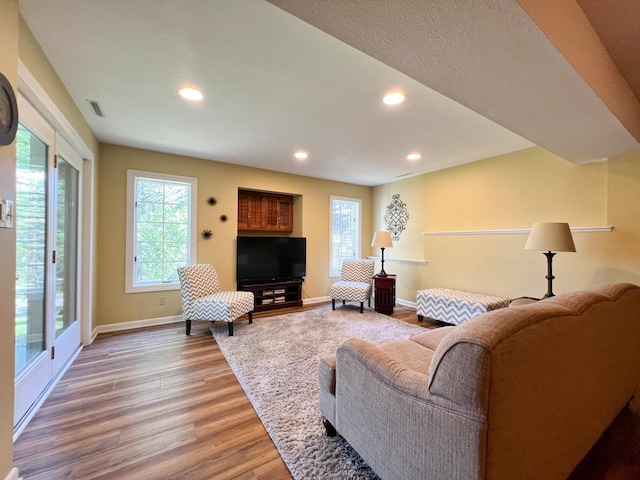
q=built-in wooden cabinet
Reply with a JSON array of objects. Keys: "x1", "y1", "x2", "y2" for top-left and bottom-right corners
[{"x1": 238, "y1": 190, "x2": 293, "y2": 231}]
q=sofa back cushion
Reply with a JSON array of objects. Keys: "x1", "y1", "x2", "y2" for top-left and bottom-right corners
[{"x1": 428, "y1": 283, "x2": 640, "y2": 480}]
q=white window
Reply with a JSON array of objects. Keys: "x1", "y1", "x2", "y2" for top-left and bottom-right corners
[
  {"x1": 330, "y1": 195, "x2": 361, "y2": 277},
  {"x1": 125, "y1": 170, "x2": 197, "y2": 293}
]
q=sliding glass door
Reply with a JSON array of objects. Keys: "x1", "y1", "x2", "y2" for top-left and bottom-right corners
[{"x1": 14, "y1": 95, "x2": 82, "y2": 428}]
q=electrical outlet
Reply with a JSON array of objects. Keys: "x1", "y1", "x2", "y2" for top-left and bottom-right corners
[{"x1": 159, "y1": 296, "x2": 165, "y2": 305}]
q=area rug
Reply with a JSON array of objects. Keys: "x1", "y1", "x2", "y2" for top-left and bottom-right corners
[{"x1": 211, "y1": 304, "x2": 429, "y2": 479}]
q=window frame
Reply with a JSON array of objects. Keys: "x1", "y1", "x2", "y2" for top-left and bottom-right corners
[
  {"x1": 125, "y1": 169, "x2": 197, "y2": 293},
  {"x1": 329, "y1": 195, "x2": 362, "y2": 278}
]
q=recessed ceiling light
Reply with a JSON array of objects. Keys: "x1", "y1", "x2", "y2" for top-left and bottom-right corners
[
  {"x1": 383, "y1": 91, "x2": 405, "y2": 105},
  {"x1": 179, "y1": 87, "x2": 204, "y2": 102},
  {"x1": 294, "y1": 151, "x2": 308, "y2": 160},
  {"x1": 407, "y1": 152, "x2": 421, "y2": 161}
]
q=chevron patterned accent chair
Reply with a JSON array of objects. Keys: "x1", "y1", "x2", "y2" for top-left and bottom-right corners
[
  {"x1": 330, "y1": 259, "x2": 375, "y2": 313},
  {"x1": 177, "y1": 264, "x2": 254, "y2": 336}
]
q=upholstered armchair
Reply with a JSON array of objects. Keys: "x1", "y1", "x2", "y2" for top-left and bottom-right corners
[
  {"x1": 177, "y1": 264, "x2": 254, "y2": 336},
  {"x1": 330, "y1": 259, "x2": 375, "y2": 313}
]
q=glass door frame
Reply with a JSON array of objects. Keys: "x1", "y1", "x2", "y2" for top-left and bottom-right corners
[
  {"x1": 15, "y1": 60, "x2": 96, "y2": 440},
  {"x1": 14, "y1": 92, "x2": 83, "y2": 429}
]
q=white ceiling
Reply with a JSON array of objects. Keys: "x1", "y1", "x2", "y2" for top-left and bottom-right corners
[{"x1": 19, "y1": 0, "x2": 639, "y2": 187}]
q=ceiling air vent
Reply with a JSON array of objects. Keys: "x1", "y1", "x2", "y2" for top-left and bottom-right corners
[
  {"x1": 396, "y1": 172, "x2": 412, "y2": 178},
  {"x1": 87, "y1": 99, "x2": 105, "y2": 117}
]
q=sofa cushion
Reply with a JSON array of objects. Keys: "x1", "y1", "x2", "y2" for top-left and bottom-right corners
[
  {"x1": 377, "y1": 339, "x2": 435, "y2": 375},
  {"x1": 410, "y1": 326, "x2": 456, "y2": 350}
]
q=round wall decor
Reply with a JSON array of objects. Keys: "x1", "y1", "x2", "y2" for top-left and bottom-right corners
[{"x1": 0, "y1": 72, "x2": 19, "y2": 146}]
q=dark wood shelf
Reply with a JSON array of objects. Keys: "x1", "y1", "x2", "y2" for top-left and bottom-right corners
[{"x1": 238, "y1": 279, "x2": 303, "y2": 312}]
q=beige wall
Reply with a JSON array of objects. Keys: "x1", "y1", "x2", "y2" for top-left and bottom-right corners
[
  {"x1": 18, "y1": 17, "x2": 98, "y2": 154},
  {"x1": 96, "y1": 144, "x2": 372, "y2": 327},
  {"x1": 0, "y1": 2, "x2": 19, "y2": 477},
  {"x1": 373, "y1": 146, "x2": 640, "y2": 302}
]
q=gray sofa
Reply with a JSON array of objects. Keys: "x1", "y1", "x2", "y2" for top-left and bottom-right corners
[{"x1": 319, "y1": 283, "x2": 640, "y2": 479}]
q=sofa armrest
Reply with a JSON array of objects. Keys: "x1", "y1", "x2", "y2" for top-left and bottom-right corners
[
  {"x1": 337, "y1": 338, "x2": 430, "y2": 400},
  {"x1": 319, "y1": 354, "x2": 337, "y2": 394},
  {"x1": 334, "y1": 338, "x2": 486, "y2": 480}
]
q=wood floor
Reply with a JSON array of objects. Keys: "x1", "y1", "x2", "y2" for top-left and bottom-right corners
[{"x1": 13, "y1": 303, "x2": 640, "y2": 479}]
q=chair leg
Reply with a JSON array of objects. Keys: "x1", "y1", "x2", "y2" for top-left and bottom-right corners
[
  {"x1": 342, "y1": 300, "x2": 346, "y2": 305},
  {"x1": 368, "y1": 297, "x2": 371, "y2": 307},
  {"x1": 332, "y1": 299, "x2": 336, "y2": 310},
  {"x1": 186, "y1": 320, "x2": 191, "y2": 335},
  {"x1": 248, "y1": 311, "x2": 253, "y2": 324},
  {"x1": 228, "y1": 321, "x2": 234, "y2": 336},
  {"x1": 360, "y1": 302, "x2": 364, "y2": 313}
]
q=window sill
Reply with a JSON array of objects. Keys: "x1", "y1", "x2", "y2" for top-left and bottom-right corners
[{"x1": 125, "y1": 283, "x2": 180, "y2": 294}]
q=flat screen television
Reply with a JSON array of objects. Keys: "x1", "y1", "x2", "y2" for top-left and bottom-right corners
[{"x1": 237, "y1": 236, "x2": 306, "y2": 284}]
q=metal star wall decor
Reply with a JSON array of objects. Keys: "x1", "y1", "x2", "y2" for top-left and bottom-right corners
[{"x1": 384, "y1": 194, "x2": 409, "y2": 241}]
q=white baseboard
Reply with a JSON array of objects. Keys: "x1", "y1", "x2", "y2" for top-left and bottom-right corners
[
  {"x1": 303, "y1": 296, "x2": 331, "y2": 305},
  {"x1": 92, "y1": 314, "x2": 183, "y2": 340},
  {"x1": 5, "y1": 466, "x2": 20, "y2": 480},
  {"x1": 90, "y1": 298, "x2": 416, "y2": 340},
  {"x1": 397, "y1": 298, "x2": 417, "y2": 309}
]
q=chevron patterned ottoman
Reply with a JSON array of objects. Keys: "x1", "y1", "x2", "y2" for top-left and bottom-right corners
[{"x1": 417, "y1": 288, "x2": 510, "y2": 325}]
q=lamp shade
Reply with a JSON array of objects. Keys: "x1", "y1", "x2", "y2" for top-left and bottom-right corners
[
  {"x1": 524, "y1": 222, "x2": 576, "y2": 252},
  {"x1": 371, "y1": 230, "x2": 393, "y2": 248}
]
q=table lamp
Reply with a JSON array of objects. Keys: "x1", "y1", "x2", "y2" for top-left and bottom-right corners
[
  {"x1": 371, "y1": 230, "x2": 393, "y2": 277},
  {"x1": 524, "y1": 222, "x2": 576, "y2": 298}
]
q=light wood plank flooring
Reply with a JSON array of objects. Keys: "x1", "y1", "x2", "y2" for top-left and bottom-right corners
[{"x1": 13, "y1": 303, "x2": 640, "y2": 479}]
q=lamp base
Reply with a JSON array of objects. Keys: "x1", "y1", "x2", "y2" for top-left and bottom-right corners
[
  {"x1": 543, "y1": 251, "x2": 556, "y2": 298},
  {"x1": 378, "y1": 248, "x2": 387, "y2": 277}
]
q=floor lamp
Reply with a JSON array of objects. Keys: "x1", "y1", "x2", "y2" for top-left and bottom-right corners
[
  {"x1": 371, "y1": 230, "x2": 393, "y2": 277},
  {"x1": 524, "y1": 222, "x2": 576, "y2": 298}
]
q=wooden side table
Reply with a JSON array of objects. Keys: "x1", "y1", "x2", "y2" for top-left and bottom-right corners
[{"x1": 374, "y1": 274, "x2": 396, "y2": 315}]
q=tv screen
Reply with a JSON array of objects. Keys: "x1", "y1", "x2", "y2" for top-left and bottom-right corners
[{"x1": 237, "y1": 236, "x2": 306, "y2": 284}]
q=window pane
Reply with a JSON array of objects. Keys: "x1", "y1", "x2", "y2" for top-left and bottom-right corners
[
  {"x1": 164, "y1": 204, "x2": 188, "y2": 223},
  {"x1": 137, "y1": 180, "x2": 164, "y2": 203},
  {"x1": 15, "y1": 124, "x2": 48, "y2": 375},
  {"x1": 164, "y1": 183, "x2": 188, "y2": 204},
  {"x1": 55, "y1": 158, "x2": 79, "y2": 337},
  {"x1": 137, "y1": 201, "x2": 163, "y2": 223},
  {"x1": 164, "y1": 222, "x2": 187, "y2": 241},
  {"x1": 136, "y1": 262, "x2": 163, "y2": 284},
  {"x1": 137, "y1": 241, "x2": 163, "y2": 263},
  {"x1": 164, "y1": 242, "x2": 187, "y2": 262}
]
